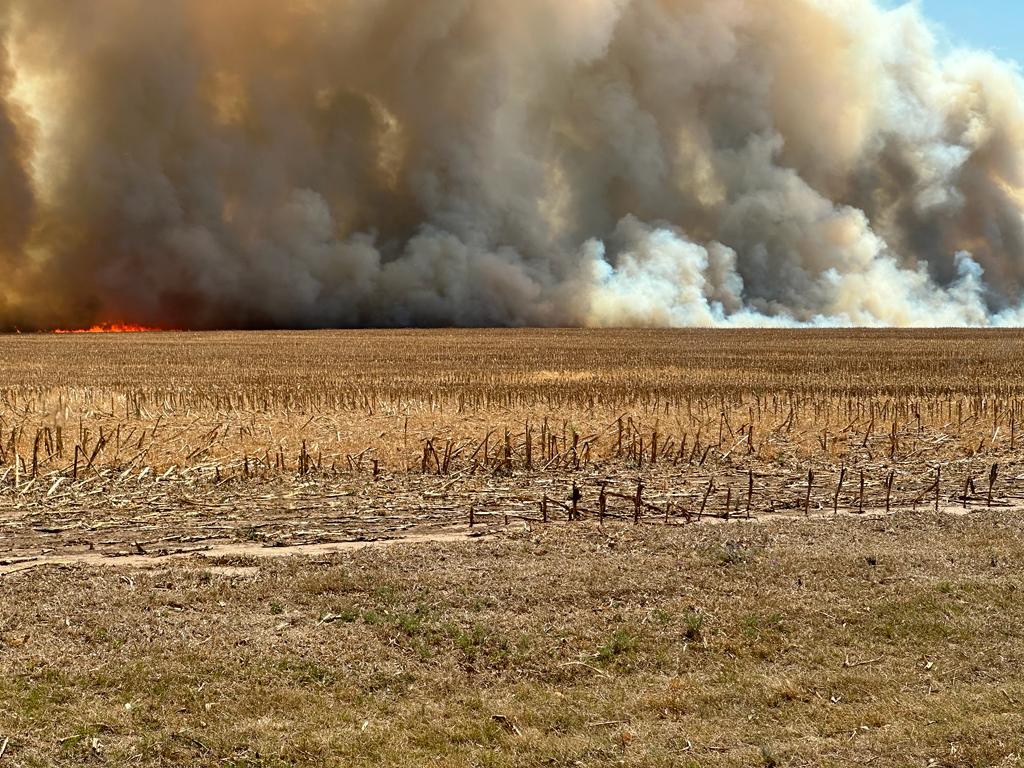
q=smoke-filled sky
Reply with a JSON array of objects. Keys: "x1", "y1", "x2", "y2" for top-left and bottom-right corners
[{"x1": 1, "y1": 0, "x2": 1024, "y2": 330}]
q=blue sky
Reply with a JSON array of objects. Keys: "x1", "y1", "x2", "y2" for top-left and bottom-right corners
[{"x1": 883, "y1": 1, "x2": 1023, "y2": 66}]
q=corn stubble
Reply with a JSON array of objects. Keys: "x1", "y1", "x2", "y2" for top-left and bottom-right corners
[{"x1": 1, "y1": 328, "x2": 1023, "y2": 557}]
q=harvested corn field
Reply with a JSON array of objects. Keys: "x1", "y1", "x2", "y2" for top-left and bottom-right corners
[{"x1": 2, "y1": 329, "x2": 1024, "y2": 566}]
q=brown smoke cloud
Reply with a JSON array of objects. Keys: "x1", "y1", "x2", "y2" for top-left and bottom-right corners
[{"x1": 1, "y1": 0, "x2": 1023, "y2": 329}]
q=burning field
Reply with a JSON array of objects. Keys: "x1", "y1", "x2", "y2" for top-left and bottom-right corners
[
  {"x1": 1, "y1": 328, "x2": 1024, "y2": 766},
  {"x1": 51, "y1": 324, "x2": 165, "y2": 335},
  {"x1": 2, "y1": 0, "x2": 1024, "y2": 762}
]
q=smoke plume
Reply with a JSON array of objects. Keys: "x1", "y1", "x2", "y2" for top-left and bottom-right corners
[{"x1": 2, "y1": 0, "x2": 1024, "y2": 329}]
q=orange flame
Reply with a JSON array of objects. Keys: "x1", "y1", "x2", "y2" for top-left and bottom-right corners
[{"x1": 53, "y1": 323, "x2": 164, "y2": 334}]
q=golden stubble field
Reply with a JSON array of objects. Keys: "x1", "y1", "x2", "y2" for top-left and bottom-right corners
[
  {"x1": 1, "y1": 328, "x2": 1024, "y2": 564},
  {"x1": 2, "y1": 329, "x2": 1024, "y2": 767}
]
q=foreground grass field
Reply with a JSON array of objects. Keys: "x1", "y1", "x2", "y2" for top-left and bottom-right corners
[{"x1": 3, "y1": 511, "x2": 1023, "y2": 767}]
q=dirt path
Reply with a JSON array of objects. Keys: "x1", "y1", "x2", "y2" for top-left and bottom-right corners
[{"x1": 0, "y1": 528, "x2": 500, "y2": 576}]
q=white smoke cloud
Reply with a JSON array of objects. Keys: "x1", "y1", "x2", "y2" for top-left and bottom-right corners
[{"x1": 0, "y1": 0, "x2": 1022, "y2": 329}]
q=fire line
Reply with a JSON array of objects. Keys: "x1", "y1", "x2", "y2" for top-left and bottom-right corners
[{"x1": 52, "y1": 324, "x2": 163, "y2": 334}]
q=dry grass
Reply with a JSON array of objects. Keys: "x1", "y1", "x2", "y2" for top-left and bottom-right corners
[{"x1": 2, "y1": 512, "x2": 1024, "y2": 767}]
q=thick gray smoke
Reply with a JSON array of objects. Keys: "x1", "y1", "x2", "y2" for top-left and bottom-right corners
[{"x1": 1, "y1": 0, "x2": 1024, "y2": 329}]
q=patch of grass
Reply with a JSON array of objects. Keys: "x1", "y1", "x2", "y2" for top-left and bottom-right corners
[
  {"x1": 708, "y1": 541, "x2": 759, "y2": 567},
  {"x1": 452, "y1": 623, "x2": 488, "y2": 659},
  {"x1": 371, "y1": 584, "x2": 400, "y2": 605},
  {"x1": 742, "y1": 612, "x2": 784, "y2": 638},
  {"x1": 684, "y1": 609, "x2": 705, "y2": 640},
  {"x1": 7, "y1": 670, "x2": 76, "y2": 716},
  {"x1": 597, "y1": 629, "x2": 638, "y2": 663},
  {"x1": 361, "y1": 609, "x2": 384, "y2": 625},
  {"x1": 866, "y1": 590, "x2": 961, "y2": 644},
  {"x1": 297, "y1": 570, "x2": 357, "y2": 596},
  {"x1": 394, "y1": 610, "x2": 427, "y2": 638},
  {"x1": 326, "y1": 605, "x2": 360, "y2": 623},
  {"x1": 277, "y1": 658, "x2": 336, "y2": 686},
  {"x1": 652, "y1": 607, "x2": 672, "y2": 624},
  {"x1": 760, "y1": 743, "x2": 781, "y2": 767}
]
